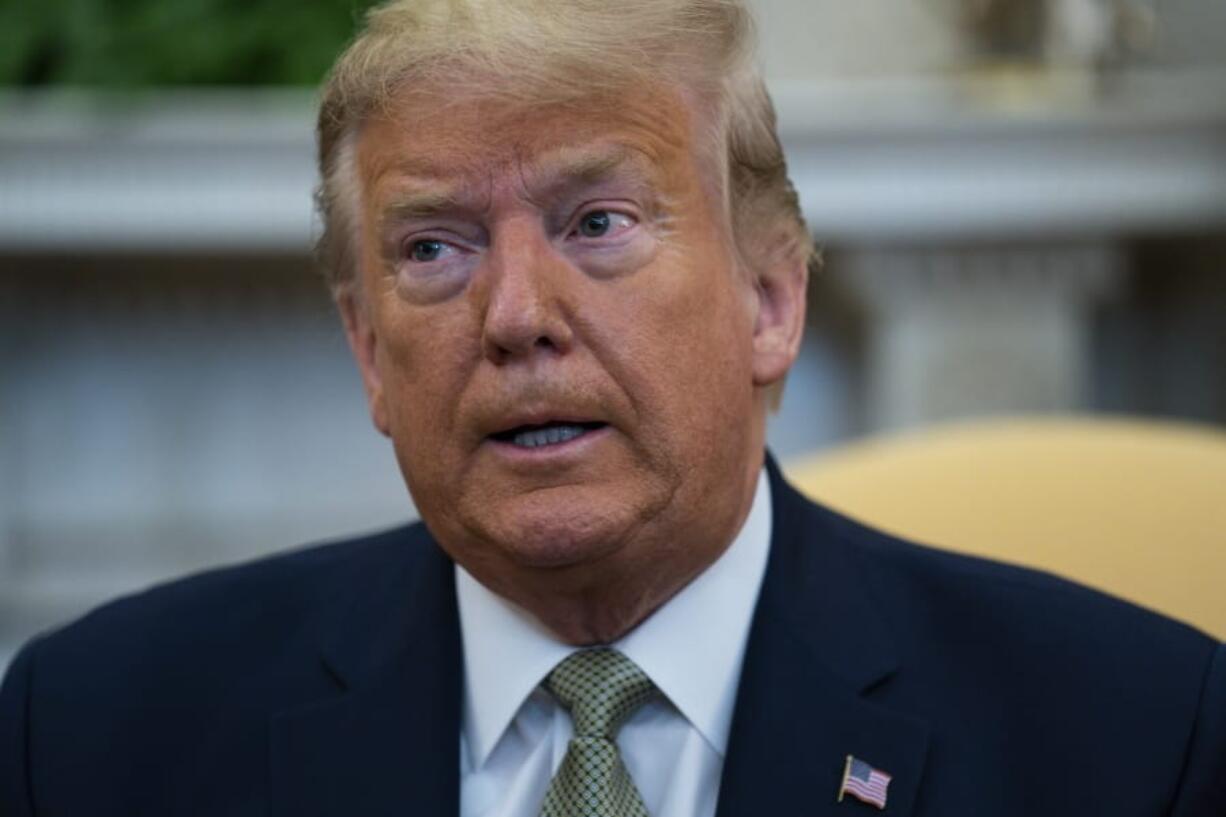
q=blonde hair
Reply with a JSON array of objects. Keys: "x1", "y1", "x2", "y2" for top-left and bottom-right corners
[{"x1": 314, "y1": 0, "x2": 814, "y2": 293}]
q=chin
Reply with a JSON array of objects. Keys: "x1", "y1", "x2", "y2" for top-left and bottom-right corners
[{"x1": 468, "y1": 483, "x2": 658, "y2": 570}]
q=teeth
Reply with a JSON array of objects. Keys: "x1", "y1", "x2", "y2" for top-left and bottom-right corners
[{"x1": 512, "y1": 424, "x2": 588, "y2": 448}]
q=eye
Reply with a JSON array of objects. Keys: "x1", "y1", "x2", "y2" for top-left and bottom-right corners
[
  {"x1": 405, "y1": 238, "x2": 455, "y2": 263},
  {"x1": 571, "y1": 209, "x2": 636, "y2": 240},
  {"x1": 579, "y1": 211, "x2": 612, "y2": 237}
]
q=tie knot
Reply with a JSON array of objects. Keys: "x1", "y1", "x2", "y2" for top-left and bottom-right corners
[{"x1": 545, "y1": 649, "x2": 657, "y2": 739}]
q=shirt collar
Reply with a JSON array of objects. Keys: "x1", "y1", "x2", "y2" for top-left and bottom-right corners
[{"x1": 456, "y1": 468, "x2": 773, "y2": 769}]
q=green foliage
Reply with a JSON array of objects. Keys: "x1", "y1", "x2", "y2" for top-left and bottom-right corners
[{"x1": 1, "y1": 0, "x2": 383, "y2": 86}]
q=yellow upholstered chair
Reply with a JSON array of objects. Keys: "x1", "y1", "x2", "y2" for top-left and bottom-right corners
[{"x1": 785, "y1": 416, "x2": 1226, "y2": 639}]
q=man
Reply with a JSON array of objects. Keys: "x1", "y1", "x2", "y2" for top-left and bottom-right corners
[{"x1": 2, "y1": 1, "x2": 1223, "y2": 815}]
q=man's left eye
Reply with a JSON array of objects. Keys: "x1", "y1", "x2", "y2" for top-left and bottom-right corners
[
  {"x1": 573, "y1": 210, "x2": 634, "y2": 239},
  {"x1": 408, "y1": 239, "x2": 449, "y2": 262}
]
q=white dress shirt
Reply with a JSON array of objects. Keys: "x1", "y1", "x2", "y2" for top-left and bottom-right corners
[{"x1": 456, "y1": 470, "x2": 772, "y2": 817}]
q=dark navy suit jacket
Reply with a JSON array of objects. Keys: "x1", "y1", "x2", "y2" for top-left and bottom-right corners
[{"x1": 3, "y1": 460, "x2": 1224, "y2": 816}]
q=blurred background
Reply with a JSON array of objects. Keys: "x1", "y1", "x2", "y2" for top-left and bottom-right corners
[{"x1": 2, "y1": 0, "x2": 1225, "y2": 664}]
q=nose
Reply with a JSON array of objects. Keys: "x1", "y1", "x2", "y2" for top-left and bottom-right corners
[{"x1": 478, "y1": 221, "x2": 575, "y2": 365}]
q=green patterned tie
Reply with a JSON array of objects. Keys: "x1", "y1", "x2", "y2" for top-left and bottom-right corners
[{"x1": 539, "y1": 648, "x2": 658, "y2": 817}]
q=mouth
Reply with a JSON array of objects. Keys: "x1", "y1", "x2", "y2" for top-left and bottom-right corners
[{"x1": 488, "y1": 421, "x2": 608, "y2": 449}]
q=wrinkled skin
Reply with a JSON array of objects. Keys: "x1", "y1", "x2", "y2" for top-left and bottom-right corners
[{"x1": 340, "y1": 82, "x2": 807, "y2": 644}]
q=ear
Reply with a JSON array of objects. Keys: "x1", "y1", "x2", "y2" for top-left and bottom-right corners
[
  {"x1": 751, "y1": 253, "x2": 808, "y2": 388},
  {"x1": 337, "y1": 289, "x2": 391, "y2": 437}
]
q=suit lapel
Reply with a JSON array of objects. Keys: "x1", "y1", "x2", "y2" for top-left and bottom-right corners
[
  {"x1": 716, "y1": 460, "x2": 930, "y2": 817},
  {"x1": 270, "y1": 528, "x2": 462, "y2": 817}
]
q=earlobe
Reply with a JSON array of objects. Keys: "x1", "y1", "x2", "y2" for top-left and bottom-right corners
[
  {"x1": 337, "y1": 290, "x2": 391, "y2": 437},
  {"x1": 750, "y1": 255, "x2": 808, "y2": 388}
]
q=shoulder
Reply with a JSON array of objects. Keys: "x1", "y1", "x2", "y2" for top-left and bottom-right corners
[
  {"x1": 4, "y1": 522, "x2": 433, "y2": 709},
  {"x1": 0, "y1": 523, "x2": 439, "y2": 812},
  {"x1": 768, "y1": 472, "x2": 1220, "y2": 711},
  {"x1": 801, "y1": 492, "x2": 1219, "y2": 669},
  {"x1": 787, "y1": 487, "x2": 1221, "y2": 742},
  {"x1": 50, "y1": 524, "x2": 424, "y2": 646},
  {"x1": 776, "y1": 485, "x2": 1226, "y2": 813}
]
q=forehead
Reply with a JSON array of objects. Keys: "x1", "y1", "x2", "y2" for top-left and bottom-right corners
[{"x1": 356, "y1": 82, "x2": 711, "y2": 199}]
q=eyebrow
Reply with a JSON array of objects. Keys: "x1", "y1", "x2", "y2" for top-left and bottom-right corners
[
  {"x1": 524, "y1": 144, "x2": 657, "y2": 202},
  {"x1": 378, "y1": 187, "x2": 471, "y2": 227},
  {"x1": 375, "y1": 143, "x2": 660, "y2": 230}
]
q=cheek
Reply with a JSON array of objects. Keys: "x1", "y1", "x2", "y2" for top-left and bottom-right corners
[
  {"x1": 657, "y1": 242, "x2": 752, "y2": 355},
  {"x1": 373, "y1": 302, "x2": 478, "y2": 441},
  {"x1": 600, "y1": 248, "x2": 756, "y2": 435}
]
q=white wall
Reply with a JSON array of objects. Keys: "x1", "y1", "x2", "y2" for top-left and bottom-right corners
[
  {"x1": 750, "y1": 0, "x2": 1226, "y2": 78},
  {"x1": 751, "y1": 0, "x2": 963, "y2": 79}
]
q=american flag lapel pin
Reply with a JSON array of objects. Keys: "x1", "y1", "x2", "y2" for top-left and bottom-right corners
[{"x1": 838, "y1": 754, "x2": 892, "y2": 810}]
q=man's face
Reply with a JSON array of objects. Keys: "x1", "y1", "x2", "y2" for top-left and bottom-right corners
[{"x1": 343, "y1": 81, "x2": 803, "y2": 637}]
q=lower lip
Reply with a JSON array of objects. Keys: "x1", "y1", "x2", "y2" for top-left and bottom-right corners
[{"x1": 485, "y1": 425, "x2": 611, "y2": 463}]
